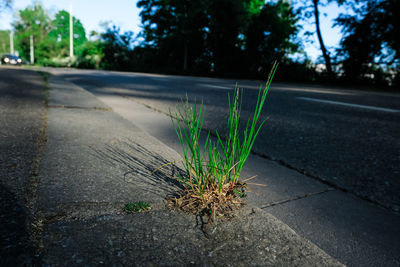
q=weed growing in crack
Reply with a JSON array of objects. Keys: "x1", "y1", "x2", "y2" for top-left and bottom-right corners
[
  {"x1": 123, "y1": 202, "x2": 151, "y2": 213},
  {"x1": 169, "y1": 62, "x2": 278, "y2": 221}
]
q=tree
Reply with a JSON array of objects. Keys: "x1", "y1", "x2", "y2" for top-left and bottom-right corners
[
  {"x1": 335, "y1": 0, "x2": 400, "y2": 84},
  {"x1": 12, "y1": 2, "x2": 52, "y2": 63},
  {"x1": 206, "y1": 0, "x2": 252, "y2": 74},
  {"x1": 296, "y1": 0, "x2": 348, "y2": 77},
  {"x1": 244, "y1": 1, "x2": 299, "y2": 75},
  {"x1": 137, "y1": 0, "x2": 210, "y2": 73},
  {"x1": 0, "y1": 0, "x2": 12, "y2": 12},
  {"x1": 75, "y1": 39, "x2": 102, "y2": 69},
  {"x1": 12, "y1": 3, "x2": 89, "y2": 65},
  {"x1": 311, "y1": 0, "x2": 332, "y2": 75},
  {"x1": 208, "y1": 0, "x2": 299, "y2": 75},
  {"x1": 48, "y1": 10, "x2": 87, "y2": 58},
  {"x1": 0, "y1": 30, "x2": 10, "y2": 54},
  {"x1": 0, "y1": 1, "x2": 12, "y2": 55},
  {"x1": 136, "y1": 0, "x2": 299, "y2": 76},
  {"x1": 99, "y1": 25, "x2": 135, "y2": 70}
]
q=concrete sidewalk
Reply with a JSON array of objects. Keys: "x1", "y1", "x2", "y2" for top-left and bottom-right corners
[
  {"x1": 0, "y1": 67, "x2": 45, "y2": 266},
  {"x1": 8, "y1": 69, "x2": 345, "y2": 265}
]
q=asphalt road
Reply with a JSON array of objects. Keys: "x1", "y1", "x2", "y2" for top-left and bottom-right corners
[{"x1": 48, "y1": 68, "x2": 400, "y2": 213}]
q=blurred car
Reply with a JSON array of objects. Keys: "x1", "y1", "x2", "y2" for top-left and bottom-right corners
[{"x1": 1, "y1": 54, "x2": 22, "y2": 65}]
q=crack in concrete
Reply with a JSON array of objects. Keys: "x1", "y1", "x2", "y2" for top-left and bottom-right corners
[
  {"x1": 48, "y1": 104, "x2": 112, "y2": 111},
  {"x1": 259, "y1": 189, "x2": 335, "y2": 209},
  {"x1": 38, "y1": 201, "x2": 167, "y2": 224},
  {"x1": 23, "y1": 72, "x2": 50, "y2": 264}
]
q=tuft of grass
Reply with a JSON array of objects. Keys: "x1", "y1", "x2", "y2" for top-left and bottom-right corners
[
  {"x1": 169, "y1": 62, "x2": 278, "y2": 219},
  {"x1": 123, "y1": 201, "x2": 151, "y2": 213}
]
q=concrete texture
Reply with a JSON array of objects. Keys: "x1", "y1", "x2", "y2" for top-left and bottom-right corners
[
  {"x1": 264, "y1": 190, "x2": 400, "y2": 266},
  {"x1": 40, "y1": 207, "x2": 341, "y2": 266},
  {"x1": 0, "y1": 67, "x2": 45, "y2": 266},
  {"x1": 47, "y1": 74, "x2": 111, "y2": 109}
]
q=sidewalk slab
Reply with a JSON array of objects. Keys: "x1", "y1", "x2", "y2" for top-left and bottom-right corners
[
  {"x1": 0, "y1": 68, "x2": 45, "y2": 266},
  {"x1": 41, "y1": 207, "x2": 342, "y2": 266},
  {"x1": 37, "y1": 75, "x2": 182, "y2": 215},
  {"x1": 46, "y1": 75, "x2": 110, "y2": 109},
  {"x1": 35, "y1": 72, "x2": 343, "y2": 265},
  {"x1": 265, "y1": 190, "x2": 400, "y2": 266},
  {"x1": 36, "y1": 108, "x2": 179, "y2": 214}
]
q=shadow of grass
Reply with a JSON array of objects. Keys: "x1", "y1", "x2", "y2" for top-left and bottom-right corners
[{"x1": 90, "y1": 139, "x2": 185, "y2": 199}]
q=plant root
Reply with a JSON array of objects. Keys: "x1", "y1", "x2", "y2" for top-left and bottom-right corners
[{"x1": 168, "y1": 182, "x2": 246, "y2": 223}]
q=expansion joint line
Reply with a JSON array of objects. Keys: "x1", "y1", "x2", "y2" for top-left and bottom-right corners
[
  {"x1": 24, "y1": 72, "x2": 50, "y2": 262},
  {"x1": 259, "y1": 188, "x2": 334, "y2": 209},
  {"x1": 48, "y1": 104, "x2": 112, "y2": 111}
]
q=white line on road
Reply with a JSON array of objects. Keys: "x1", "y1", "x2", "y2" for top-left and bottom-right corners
[
  {"x1": 273, "y1": 86, "x2": 355, "y2": 96},
  {"x1": 196, "y1": 83, "x2": 232, "y2": 90},
  {"x1": 297, "y1": 97, "x2": 400, "y2": 113}
]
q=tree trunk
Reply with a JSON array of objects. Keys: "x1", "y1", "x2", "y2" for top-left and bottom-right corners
[
  {"x1": 312, "y1": 0, "x2": 333, "y2": 76},
  {"x1": 183, "y1": 40, "x2": 188, "y2": 72},
  {"x1": 183, "y1": 1, "x2": 188, "y2": 72}
]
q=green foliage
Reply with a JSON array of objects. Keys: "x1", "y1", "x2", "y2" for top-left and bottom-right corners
[
  {"x1": 12, "y1": 3, "x2": 88, "y2": 65},
  {"x1": 0, "y1": 0, "x2": 12, "y2": 12},
  {"x1": 292, "y1": 0, "x2": 398, "y2": 86},
  {"x1": 48, "y1": 10, "x2": 87, "y2": 58},
  {"x1": 76, "y1": 40, "x2": 103, "y2": 69},
  {"x1": 335, "y1": 0, "x2": 400, "y2": 85},
  {"x1": 206, "y1": 0, "x2": 249, "y2": 74},
  {"x1": 41, "y1": 56, "x2": 77, "y2": 68},
  {"x1": 244, "y1": 1, "x2": 299, "y2": 75},
  {"x1": 171, "y1": 63, "x2": 278, "y2": 196},
  {"x1": 98, "y1": 25, "x2": 135, "y2": 70},
  {"x1": 137, "y1": 0, "x2": 210, "y2": 73},
  {"x1": 10, "y1": 2, "x2": 135, "y2": 70},
  {"x1": 12, "y1": 2, "x2": 52, "y2": 63},
  {"x1": 137, "y1": 0, "x2": 298, "y2": 76},
  {"x1": 0, "y1": 30, "x2": 10, "y2": 54},
  {"x1": 123, "y1": 202, "x2": 151, "y2": 213},
  {"x1": 244, "y1": 0, "x2": 264, "y2": 16}
]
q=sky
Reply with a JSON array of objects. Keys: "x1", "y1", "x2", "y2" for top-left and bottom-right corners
[
  {"x1": 0, "y1": 0, "x2": 142, "y2": 35},
  {"x1": 0, "y1": 0, "x2": 347, "y2": 61}
]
